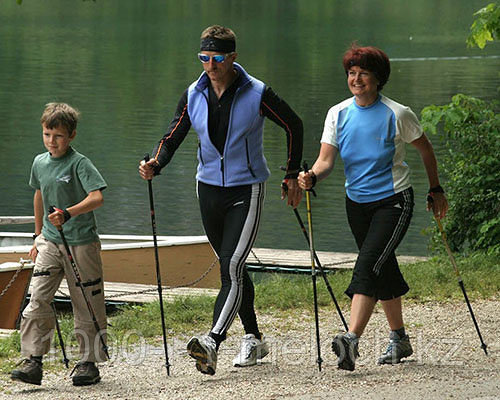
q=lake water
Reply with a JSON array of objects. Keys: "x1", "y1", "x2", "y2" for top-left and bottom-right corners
[{"x1": 1, "y1": 0, "x2": 499, "y2": 256}]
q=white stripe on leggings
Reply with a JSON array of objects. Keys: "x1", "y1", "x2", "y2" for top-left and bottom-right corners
[
  {"x1": 212, "y1": 182, "x2": 265, "y2": 335},
  {"x1": 373, "y1": 189, "x2": 412, "y2": 276}
]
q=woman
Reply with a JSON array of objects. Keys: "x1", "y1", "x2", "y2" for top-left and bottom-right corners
[{"x1": 298, "y1": 44, "x2": 448, "y2": 371}]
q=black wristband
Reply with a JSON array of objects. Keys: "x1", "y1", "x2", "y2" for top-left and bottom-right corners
[
  {"x1": 32, "y1": 233, "x2": 39, "y2": 240},
  {"x1": 310, "y1": 171, "x2": 317, "y2": 188},
  {"x1": 152, "y1": 163, "x2": 162, "y2": 176},
  {"x1": 63, "y1": 209, "x2": 72, "y2": 222},
  {"x1": 284, "y1": 168, "x2": 299, "y2": 180},
  {"x1": 428, "y1": 185, "x2": 444, "y2": 194}
]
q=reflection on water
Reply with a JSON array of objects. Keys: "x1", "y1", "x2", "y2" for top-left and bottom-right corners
[{"x1": 0, "y1": 0, "x2": 498, "y2": 256}]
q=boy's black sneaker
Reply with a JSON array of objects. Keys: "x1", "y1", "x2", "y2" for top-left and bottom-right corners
[
  {"x1": 378, "y1": 331, "x2": 413, "y2": 365},
  {"x1": 11, "y1": 357, "x2": 43, "y2": 385},
  {"x1": 71, "y1": 361, "x2": 101, "y2": 386},
  {"x1": 332, "y1": 332, "x2": 359, "y2": 371}
]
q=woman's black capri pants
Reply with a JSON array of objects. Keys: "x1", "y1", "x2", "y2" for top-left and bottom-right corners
[{"x1": 345, "y1": 187, "x2": 414, "y2": 301}]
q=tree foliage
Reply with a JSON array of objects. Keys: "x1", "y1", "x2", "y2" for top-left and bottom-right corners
[
  {"x1": 421, "y1": 95, "x2": 500, "y2": 254},
  {"x1": 467, "y1": 3, "x2": 500, "y2": 48}
]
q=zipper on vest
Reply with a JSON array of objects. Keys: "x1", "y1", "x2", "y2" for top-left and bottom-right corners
[
  {"x1": 198, "y1": 142, "x2": 204, "y2": 165},
  {"x1": 245, "y1": 139, "x2": 256, "y2": 178},
  {"x1": 220, "y1": 156, "x2": 225, "y2": 186}
]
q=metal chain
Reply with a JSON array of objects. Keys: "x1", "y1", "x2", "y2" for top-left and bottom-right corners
[
  {"x1": 167, "y1": 257, "x2": 219, "y2": 290},
  {"x1": 250, "y1": 249, "x2": 263, "y2": 265},
  {"x1": 105, "y1": 257, "x2": 219, "y2": 299},
  {"x1": 54, "y1": 257, "x2": 219, "y2": 301},
  {"x1": 0, "y1": 262, "x2": 26, "y2": 300}
]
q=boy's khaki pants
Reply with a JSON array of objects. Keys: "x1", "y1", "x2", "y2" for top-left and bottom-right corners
[{"x1": 20, "y1": 234, "x2": 107, "y2": 363}]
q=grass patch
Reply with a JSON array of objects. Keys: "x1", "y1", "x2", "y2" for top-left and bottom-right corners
[
  {"x1": 402, "y1": 252, "x2": 500, "y2": 302},
  {"x1": 254, "y1": 272, "x2": 351, "y2": 311},
  {"x1": 0, "y1": 332, "x2": 20, "y2": 374},
  {"x1": 254, "y1": 252, "x2": 499, "y2": 309},
  {"x1": 110, "y1": 295, "x2": 214, "y2": 343},
  {"x1": 1, "y1": 252, "x2": 498, "y2": 369}
]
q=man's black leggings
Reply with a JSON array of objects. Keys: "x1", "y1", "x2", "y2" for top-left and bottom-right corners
[{"x1": 197, "y1": 181, "x2": 265, "y2": 343}]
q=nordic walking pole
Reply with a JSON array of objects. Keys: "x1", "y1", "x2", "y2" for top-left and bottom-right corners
[
  {"x1": 143, "y1": 154, "x2": 171, "y2": 375},
  {"x1": 291, "y1": 208, "x2": 349, "y2": 331},
  {"x1": 434, "y1": 216, "x2": 488, "y2": 355},
  {"x1": 51, "y1": 302, "x2": 70, "y2": 368},
  {"x1": 48, "y1": 206, "x2": 110, "y2": 360},
  {"x1": 281, "y1": 173, "x2": 348, "y2": 331},
  {"x1": 303, "y1": 162, "x2": 323, "y2": 371}
]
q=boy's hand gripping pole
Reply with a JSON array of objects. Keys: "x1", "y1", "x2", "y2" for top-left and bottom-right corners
[
  {"x1": 48, "y1": 206, "x2": 110, "y2": 360},
  {"x1": 143, "y1": 154, "x2": 171, "y2": 375}
]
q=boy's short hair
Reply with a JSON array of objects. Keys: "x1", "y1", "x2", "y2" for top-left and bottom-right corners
[{"x1": 40, "y1": 103, "x2": 80, "y2": 135}]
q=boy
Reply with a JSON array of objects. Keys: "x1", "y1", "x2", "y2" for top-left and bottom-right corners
[{"x1": 11, "y1": 103, "x2": 108, "y2": 386}]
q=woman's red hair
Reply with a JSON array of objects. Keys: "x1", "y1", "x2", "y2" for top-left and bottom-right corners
[{"x1": 343, "y1": 43, "x2": 391, "y2": 91}]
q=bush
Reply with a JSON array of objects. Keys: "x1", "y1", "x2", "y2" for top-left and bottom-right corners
[{"x1": 421, "y1": 94, "x2": 500, "y2": 254}]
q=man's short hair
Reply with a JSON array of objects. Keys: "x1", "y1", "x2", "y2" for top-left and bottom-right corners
[
  {"x1": 40, "y1": 103, "x2": 80, "y2": 135},
  {"x1": 200, "y1": 25, "x2": 236, "y2": 42}
]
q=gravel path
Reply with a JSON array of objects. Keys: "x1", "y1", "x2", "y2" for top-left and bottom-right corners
[{"x1": 1, "y1": 299, "x2": 499, "y2": 400}]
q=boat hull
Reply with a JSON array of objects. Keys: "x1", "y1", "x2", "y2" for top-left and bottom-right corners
[
  {"x1": 0, "y1": 233, "x2": 220, "y2": 289},
  {"x1": 100, "y1": 242, "x2": 220, "y2": 288},
  {"x1": 0, "y1": 262, "x2": 33, "y2": 329}
]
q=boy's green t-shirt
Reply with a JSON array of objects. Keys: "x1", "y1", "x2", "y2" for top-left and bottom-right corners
[{"x1": 29, "y1": 147, "x2": 107, "y2": 245}]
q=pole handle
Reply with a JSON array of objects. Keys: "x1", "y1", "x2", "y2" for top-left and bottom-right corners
[
  {"x1": 48, "y1": 206, "x2": 63, "y2": 231},
  {"x1": 302, "y1": 162, "x2": 317, "y2": 197},
  {"x1": 143, "y1": 153, "x2": 156, "y2": 183}
]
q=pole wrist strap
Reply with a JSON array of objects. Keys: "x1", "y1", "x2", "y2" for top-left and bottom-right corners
[{"x1": 62, "y1": 209, "x2": 72, "y2": 222}]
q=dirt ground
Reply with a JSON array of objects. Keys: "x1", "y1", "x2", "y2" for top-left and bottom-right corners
[{"x1": 1, "y1": 299, "x2": 499, "y2": 400}]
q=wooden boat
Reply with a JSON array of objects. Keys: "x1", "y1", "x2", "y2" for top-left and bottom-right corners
[
  {"x1": 0, "y1": 232, "x2": 220, "y2": 289},
  {"x1": 0, "y1": 260, "x2": 33, "y2": 329}
]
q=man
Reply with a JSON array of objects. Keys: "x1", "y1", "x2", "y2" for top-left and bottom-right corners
[{"x1": 139, "y1": 25, "x2": 303, "y2": 375}]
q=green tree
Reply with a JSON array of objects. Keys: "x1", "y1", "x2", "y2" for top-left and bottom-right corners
[
  {"x1": 421, "y1": 95, "x2": 500, "y2": 254},
  {"x1": 421, "y1": 4, "x2": 500, "y2": 255},
  {"x1": 466, "y1": 3, "x2": 500, "y2": 48}
]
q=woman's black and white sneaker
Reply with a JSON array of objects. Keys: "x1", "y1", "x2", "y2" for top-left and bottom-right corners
[
  {"x1": 378, "y1": 331, "x2": 413, "y2": 365},
  {"x1": 187, "y1": 335, "x2": 217, "y2": 375},
  {"x1": 233, "y1": 334, "x2": 270, "y2": 367},
  {"x1": 71, "y1": 361, "x2": 101, "y2": 386},
  {"x1": 332, "y1": 332, "x2": 359, "y2": 371}
]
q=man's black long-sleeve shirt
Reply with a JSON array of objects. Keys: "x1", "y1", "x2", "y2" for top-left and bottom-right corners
[{"x1": 152, "y1": 75, "x2": 303, "y2": 177}]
